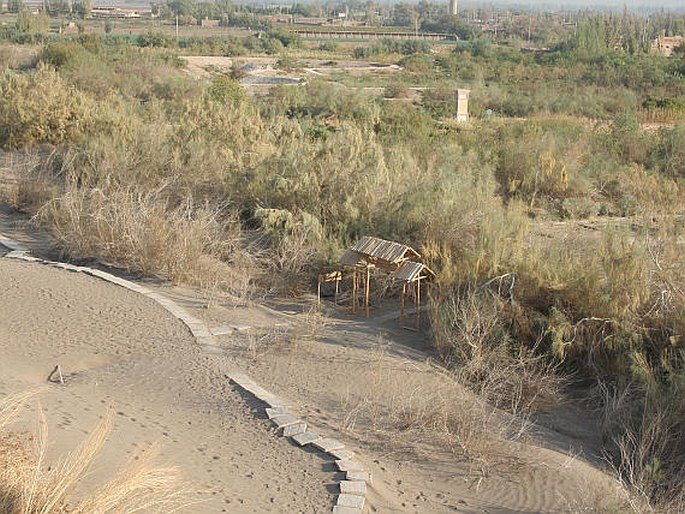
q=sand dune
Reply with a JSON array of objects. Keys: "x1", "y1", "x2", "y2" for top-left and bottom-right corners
[
  {"x1": 0, "y1": 258, "x2": 333, "y2": 513},
  {"x1": 0, "y1": 203, "x2": 631, "y2": 513}
]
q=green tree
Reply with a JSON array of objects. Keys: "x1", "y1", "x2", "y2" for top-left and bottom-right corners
[
  {"x1": 391, "y1": 2, "x2": 415, "y2": 27},
  {"x1": 207, "y1": 75, "x2": 246, "y2": 105},
  {"x1": 74, "y1": 0, "x2": 91, "y2": 18},
  {"x1": 16, "y1": 10, "x2": 49, "y2": 33},
  {"x1": 166, "y1": 0, "x2": 195, "y2": 17},
  {"x1": 8, "y1": 0, "x2": 23, "y2": 13}
]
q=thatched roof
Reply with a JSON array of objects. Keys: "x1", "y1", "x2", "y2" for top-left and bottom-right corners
[
  {"x1": 392, "y1": 261, "x2": 435, "y2": 282},
  {"x1": 339, "y1": 236, "x2": 432, "y2": 282},
  {"x1": 351, "y1": 236, "x2": 420, "y2": 263}
]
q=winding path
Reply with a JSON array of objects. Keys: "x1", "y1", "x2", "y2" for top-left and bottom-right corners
[{"x1": 0, "y1": 232, "x2": 369, "y2": 513}]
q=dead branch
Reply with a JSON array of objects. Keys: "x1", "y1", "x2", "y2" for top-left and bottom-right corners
[
  {"x1": 477, "y1": 272, "x2": 516, "y2": 303},
  {"x1": 47, "y1": 365, "x2": 64, "y2": 384},
  {"x1": 562, "y1": 317, "x2": 614, "y2": 347}
]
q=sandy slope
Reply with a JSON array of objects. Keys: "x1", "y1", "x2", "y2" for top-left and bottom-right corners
[
  {"x1": 160, "y1": 289, "x2": 629, "y2": 514},
  {"x1": 0, "y1": 258, "x2": 333, "y2": 513},
  {"x1": 0, "y1": 197, "x2": 631, "y2": 513}
]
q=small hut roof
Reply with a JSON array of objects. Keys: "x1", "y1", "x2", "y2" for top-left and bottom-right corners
[
  {"x1": 392, "y1": 261, "x2": 435, "y2": 282},
  {"x1": 339, "y1": 249, "x2": 365, "y2": 267},
  {"x1": 351, "y1": 236, "x2": 420, "y2": 264}
]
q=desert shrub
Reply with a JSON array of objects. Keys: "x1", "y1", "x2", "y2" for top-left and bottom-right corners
[
  {"x1": 0, "y1": 391, "x2": 195, "y2": 513},
  {"x1": 265, "y1": 29, "x2": 300, "y2": 49},
  {"x1": 206, "y1": 75, "x2": 246, "y2": 105},
  {"x1": 561, "y1": 196, "x2": 599, "y2": 219},
  {"x1": 383, "y1": 82, "x2": 410, "y2": 99},
  {"x1": 399, "y1": 53, "x2": 434, "y2": 74},
  {"x1": 254, "y1": 207, "x2": 328, "y2": 294},
  {"x1": 607, "y1": 112, "x2": 652, "y2": 164},
  {"x1": 429, "y1": 288, "x2": 562, "y2": 416},
  {"x1": 40, "y1": 41, "x2": 83, "y2": 68},
  {"x1": 137, "y1": 31, "x2": 173, "y2": 48},
  {"x1": 353, "y1": 38, "x2": 430, "y2": 59},
  {"x1": 150, "y1": 75, "x2": 203, "y2": 103},
  {"x1": 266, "y1": 81, "x2": 379, "y2": 126},
  {"x1": 253, "y1": 35, "x2": 283, "y2": 55},
  {"x1": 0, "y1": 43, "x2": 38, "y2": 70},
  {"x1": 239, "y1": 122, "x2": 389, "y2": 241},
  {"x1": 37, "y1": 186, "x2": 249, "y2": 288},
  {"x1": 609, "y1": 164, "x2": 681, "y2": 215},
  {"x1": 497, "y1": 124, "x2": 572, "y2": 206},
  {"x1": 317, "y1": 41, "x2": 339, "y2": 53},
  {"x1": 58, "y1": 47, "x2": 190, "y2": 101},
  {"x1": 0, "y1": 66, "x2": 95, "y2": 149},
  {"x1": 16, "y1": 11, "x2": 49, "y2": 33},
  {"x1": 652, "y1": 123, "x2": 685, "y2": 178},
  {"x1": 275, "y1": 54, "x2": 299, "y2": 71},
  {"x1": 421, "y1": 88, "x2": 456, "y2": 118}
]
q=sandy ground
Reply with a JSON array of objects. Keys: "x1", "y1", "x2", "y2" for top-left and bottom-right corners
[
  {"x1": 0, "y1": 198, "x2": 632, "y2": 513},
  {"x1": 0, "y1": 258, "x2": 333, "y2": 513},
  {"x1": 181, "y1": 56, "x2": 401, "y2": 97}
]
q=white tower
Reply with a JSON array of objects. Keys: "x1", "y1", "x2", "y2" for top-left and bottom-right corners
[
  {"x1": 449, "y1": 0, "x2": 458, "y2": 16},
  {"x1": 456, "y1": 89, "x2": 470, "y2": 122}
]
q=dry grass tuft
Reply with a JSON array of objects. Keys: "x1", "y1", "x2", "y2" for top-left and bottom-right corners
[
  {"x1": 0, "y1": 391, "x2": 198, "y2": 514},
  {"x1": 0, "y1": 44, "x2": 39, "y2": 71},
  {"x1": 337, "y1": 338, "x2": 512, "y2": 473}
]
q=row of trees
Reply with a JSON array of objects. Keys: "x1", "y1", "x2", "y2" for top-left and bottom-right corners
[{"x1": 6, "y1": 0, "x2": 91, "y2": 19}]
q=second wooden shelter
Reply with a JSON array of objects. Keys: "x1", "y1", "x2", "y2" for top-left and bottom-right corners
[{"x1": 337, "y1": 236, "x2": 434, "y2": 328}]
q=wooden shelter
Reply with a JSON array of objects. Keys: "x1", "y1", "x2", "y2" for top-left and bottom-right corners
[
  {"x1": 333, "y1": 236, "x2": 434, "y2": 328},
  {"x1": 392, "y1": 261, "x2": 435, "y2": 329}
]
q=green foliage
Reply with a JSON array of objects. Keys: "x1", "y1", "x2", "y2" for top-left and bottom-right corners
[
  {"x1": 652, "y1": 124, "x2": 685, "y2": 178},
  {"x1": 40, "y1": 41, "x2": 81, "y2": 68},
  {"x1": 265, "y1": 29, "x2": 300, "y2": 49},
  {"x1": 422, "y1": 16, "x2": 477, "y2": 40},
  {"x1": 317, "y1": 42, "x2": 339, "y2": 53},
  {"x1": 383, "y1": 82, "x2": 410, "y2": 99},
  {"x1": 275, "y1": 54, "x2": 299, "y2": 71},
  {"x1": 399, "y1": 53, "x2": 434, "y2": 74},
  {"x1": 206, "y1": 75, "x2": 246, "y2": 105},
  {"x1": 7, "y1": 0, "x2": 23, "y2": 13},
  {"x1": 74, "y1": 0, "x2": 91, "y2": 19},
  {"x1": 0, "y1": 66, "x2": 94, "y2": 149},
  {"x1": 16, "y1": 11, "x2": 49, "y2": 33},
  {"x1": 420, "y1": 88, "x2": 454, "y2": 118},
  {"x1": 137, "y1": 31, "x2": 173, "y2": 48},
  {"x1": 354, "y1": 38, "x2": 431, "y2": 59}
]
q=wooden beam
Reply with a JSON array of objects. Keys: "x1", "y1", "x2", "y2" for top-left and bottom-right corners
[
  {"x1": 416, "y1": 276, "x2": 421, "y2": 330},
  {"x1": 317, "y1": 277, "x2": 322, "y2": 309},
  {"x1": 352, "y1": 268, "x2": 357, "y2": 313},
  {"x1": 400, "y1": 282, "x2": 406, "y2": 327},
  {"x1": 365, "y1": 265, "x2": 370, "y2": 318}
]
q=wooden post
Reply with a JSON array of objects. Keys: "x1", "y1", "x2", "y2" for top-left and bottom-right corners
[
  {"x1": 334, "y1": 276, "x2": 339, "y2": 305},
  {"x1": 352, "y1": 268, "x2": 357, "y2": 313},
  {"x1": 415, "y1": 276, "x2": 421, "y2": 330},
  {"x1": 365, "y1": 265, "x2": 370, "y2": 317},
  {"x1": 317, "y1": 277, "x2": 322, "y2": 309},
  {"x1": 400, "y1": 282, "x2": 406, "y2": 327}
]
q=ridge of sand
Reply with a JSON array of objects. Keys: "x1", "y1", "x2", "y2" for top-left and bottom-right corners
[
  {"x1": 0, "y1": 203, "x2": 633, "y2": 513},
  {"x1": 0, "y1": 253, "x2": 335, "y2": 512},
  {"x1": 1, "y1": 237, "x2": 372, "y2": 513}
]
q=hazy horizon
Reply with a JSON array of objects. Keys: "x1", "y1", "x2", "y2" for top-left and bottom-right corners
[{"x1": 95, "y1": 0, "x2": 685, "y2": 14}]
